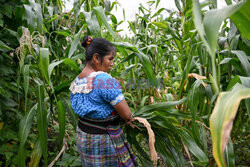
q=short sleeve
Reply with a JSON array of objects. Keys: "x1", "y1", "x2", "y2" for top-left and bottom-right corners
[
  {"x1": 93, "y1": 73, "x2": 124, "y2": 106},
  {"x1": 70, "y1": 93, "x2": 90, "y2": 117}
]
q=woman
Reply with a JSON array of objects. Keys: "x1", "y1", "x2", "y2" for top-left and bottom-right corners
[{"x1": 69, "y1": 36, "x2": 137, "y2": 167}]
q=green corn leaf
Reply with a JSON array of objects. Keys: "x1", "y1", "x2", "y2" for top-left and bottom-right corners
[
  {"x1": 178, "y1": 49, "x2": 194, "y2": 99},
  {"x1": 39, "y1": 48, "x2": 50, "y2": 84},
  {"x1": 48, "y1": 58, "x2": 80, "y2": 79},
  {"x1": 155, "y1": 135, "x2": 178, "y2": 166},
  {"x1": 231, "y1": 50, "x2": 250, "y2": 77},
  {"x1": 23, "y1": 65, "x2": 30, "y2": 112},
  {"x1": 48, "y1": 60, "x2": 64, "y2": 78},
  {"x1": 0, "y1": 40, "x2": 13, "y2": 52},
  {"x1": 152, "y1": 8, "x2": 165, "y2": 18},
  {"x1": 226, "y1": 75, "x2": 240, "y2": 91},
  {"x1": 193, "y1": 0, "x2": 244, "y2": 57},
  {"x1": 192, "y1": 0, "x2": 206, "y2": 41},
  {"x1": 63, "y1": 58, "x2": 81, "y2": 72},
  {"x1": 57, "y1": 100, "x2": 66, "y2": 146},
  {"x1": 36, "y1": 84, "x2": 48, "y2": 166},
  {"x1": 61, "y1": 98, "x2": 78, "y2": 128},
  {"x1": 136, "y1": 98, "x2": 186, "y2": 115},
  {"x1": 128, "y1": 21, "x2": 136, "y2": 34},
  {"x1": 239, "y1": 76, "x2": 250, "y2": 117},
  {"x1": 120, "y1": 53, "x2": 136, "y2": 64},
  {"x1": 230, "y1": 0, "x2": 250, "y2": 40},
  {"x1": 224, "y1": 139, "x2": 235, "y2": 167},
  {"x1": 68, "y1": 25, "x2": 85, "y2": 58},
  {"x1": 225, "y1": 0, "x2": 232, "y2": 5},
  {"x1": 111, "y1": 14, "x2": 117, "y2": 25},
  {"x1": 110, "y1": 1, "x2": 118, "y2": 11},
  {"x1": 28, "y1": 140, "x2": 42, "y2": 167},
  {"x1": 54, "y1": 80, "x2": 72, "y2": 96},
  {"x1": 56, "y1": 0, "x2": 63, "y2": 11},
  {"x1": 73, "y1": 0, "x2": 80, "y2": 23},
  {"x1": 203, "y1": 1, "x2": 244, "y2": 56},
  {"x1": 136, "y1": 51, "x2": 156, "y2": 85},
  {"x1": 93, "y1": 6, "x2": 115, "y2": 37},
  {"x1": 24, "y1": 4, "x2": 35, "y2": 29},
  {"x1": 187, "y1": 80, "x2": 202, "y2": 144},
  {"x1": 219, "y1": 58, "x2": 232, "y2": 65},
  {"x1": 180, "y1": 131, "x2": 208, "y2": 163},
  {"x1": 30, "y1": 1, "x2": 43, "y2": 33},
  {"x1": 151, "y1": 22, "x2": 168, "y2": 29},
  {"x1": 18, "y1": 104, "x2": 37, "y2": 167},
  {"x1": 83, "y1": 11, "x2": 101, "y2": 37},
  {"x1": 156, "y1": 0, "x2": 160, "y2": 8},
  {"x1": 113, "y1": 42, "x2": 138, "y2": 52},
  {"x1": 55, "y1": 30, "x2": 71, "y2": 37},
  {"x1": 156, "y1": 133, "x2": 185, "y2": 167},
  {"x1": 210, "y1": 84, "x2": 250, "y2": 167},
  {"x1": 174, "y1": 0, "x2": 182, "y2": 11}
]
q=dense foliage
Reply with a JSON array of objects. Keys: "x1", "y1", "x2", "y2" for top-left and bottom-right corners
[{"x1": 0, "y1": 0, "x2": 249, "y2": 166}]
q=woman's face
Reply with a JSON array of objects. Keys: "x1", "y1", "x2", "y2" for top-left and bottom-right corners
[{"x1": 96, "y1": 51, "x2": 115, "y2": 72}]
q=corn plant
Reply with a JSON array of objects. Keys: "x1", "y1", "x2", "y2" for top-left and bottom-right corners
[{"x1": 0, "y1": 0, "x2": 249, "y2": 166}]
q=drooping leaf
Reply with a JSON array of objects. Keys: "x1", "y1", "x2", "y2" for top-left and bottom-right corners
[
  {"x1": 63, "y1": 58, "x2": 81, "y2": 72},
  {"x1": 0, "y1": 40, "x2": 13, "y2": 52},
  {"x1": 136, "y1": 98, "x2": 186, "y2": 115},
  {"x1": 231, "y1": 50, "x2": 250, "y2": 77},
  {"x1": 48, "y1": 60, "x2": 64, "y2": 78},
  {"x1": 180, "y1": 131, "x2": 208, "y2": 163},
  {"x1": 210, "y1": 84, "x2": 250, "y2": 167},
  {"x1": 113, "y1": 42, "x2": 138, "y2": 52}
]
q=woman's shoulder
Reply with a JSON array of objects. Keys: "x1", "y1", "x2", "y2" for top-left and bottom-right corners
[{"x1": 95, "y1": 71, "x2": 114, "y2": 80}]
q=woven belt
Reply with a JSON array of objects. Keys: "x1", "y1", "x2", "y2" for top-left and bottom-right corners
[{"x1": 78, "y1": 114, "x2": 121, "y2": 134}]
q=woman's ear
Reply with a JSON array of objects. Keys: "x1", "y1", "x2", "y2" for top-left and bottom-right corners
[{"x1": 92, "y1": 53, "x2": 101, "y2": 64}]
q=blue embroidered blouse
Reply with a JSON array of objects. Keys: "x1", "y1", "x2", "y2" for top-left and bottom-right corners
[{"x1": 70, "y1": 72, "x2": 124, "y2": 119}]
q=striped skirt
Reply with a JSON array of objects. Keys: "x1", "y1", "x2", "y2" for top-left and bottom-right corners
[{"x1": 76, "y1": 125, "x2": 137, "y2": 167}]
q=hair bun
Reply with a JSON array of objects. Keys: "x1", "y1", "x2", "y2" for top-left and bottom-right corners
[{"x1": 81, "y1": 36, "x2": 93, "y2": 49}]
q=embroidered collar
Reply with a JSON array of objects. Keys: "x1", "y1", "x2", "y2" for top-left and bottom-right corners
[{"x1": 69, "y1": 71, "x2": 110, "y2": 94}]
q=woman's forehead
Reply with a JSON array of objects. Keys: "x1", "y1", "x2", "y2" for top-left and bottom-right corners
[{"x1": 107, "y1": 51, "x2": 115, "y2": 57}]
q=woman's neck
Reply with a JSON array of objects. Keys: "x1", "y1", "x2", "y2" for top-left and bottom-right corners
[{"x1": 78, "y1": 63, "x2": 97, "y2": 79}]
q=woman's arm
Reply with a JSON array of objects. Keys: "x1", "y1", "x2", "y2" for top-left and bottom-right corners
[{"x1": 113, "y1": 99, "x2": 132, "y2": 121}]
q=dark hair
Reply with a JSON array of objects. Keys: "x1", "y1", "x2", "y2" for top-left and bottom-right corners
[{"x1": 81, "y1": 36, "x2": 115, "y2": 62}]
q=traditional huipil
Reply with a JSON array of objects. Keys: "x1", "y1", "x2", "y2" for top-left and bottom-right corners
[{"x1": 70, "y1": 71, "x2": 137, "y2": 167}]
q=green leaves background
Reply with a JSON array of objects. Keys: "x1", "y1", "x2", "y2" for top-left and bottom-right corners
[{"x1": 0, "y1": 0, "x2": 249, "y2": 166}]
